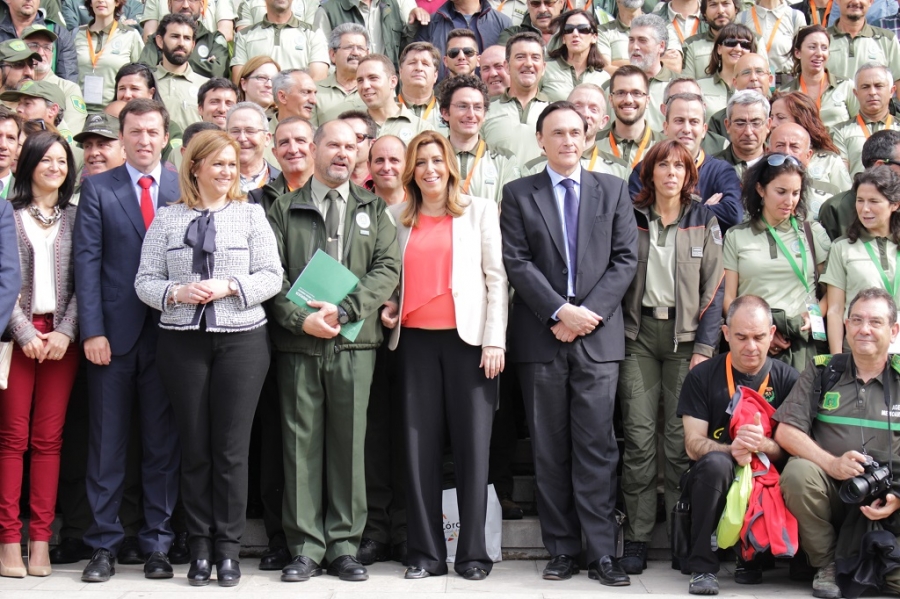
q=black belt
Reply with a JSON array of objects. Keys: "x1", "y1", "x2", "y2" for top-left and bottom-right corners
[{"x1": 641, "y1": 307, "x2": 676, "y2": 320}]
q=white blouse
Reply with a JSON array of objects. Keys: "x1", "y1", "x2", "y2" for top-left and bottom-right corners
[{"x1": 21, "y1": 213, "x2": 59, "y2": 315}]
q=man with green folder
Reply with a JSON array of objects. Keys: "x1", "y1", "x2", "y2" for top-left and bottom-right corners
[{"x1": 267, "y1": 119, "x2": 401, "y2": 583}]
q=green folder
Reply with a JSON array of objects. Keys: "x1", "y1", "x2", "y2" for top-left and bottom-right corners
[{"x1": 286, "y1": 249, "x2": 363, "y2": 342}]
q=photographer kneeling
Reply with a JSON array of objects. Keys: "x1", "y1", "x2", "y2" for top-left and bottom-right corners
[{"x1": 776, "y1": 287, "x2": 900, "y2": 599}]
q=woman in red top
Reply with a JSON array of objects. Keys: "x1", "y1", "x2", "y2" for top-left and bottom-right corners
[{"x1": 381, "y1": 131, "x2": 508, "y2": 581}]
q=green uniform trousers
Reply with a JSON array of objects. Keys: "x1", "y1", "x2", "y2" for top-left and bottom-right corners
[
  {"x1": 617, "y1": 317, "x2": 693, "y2": 542},
  {"x1": 781, "y1": 457, "x2": 844, "y2": 568},
  {"x1": 278, "y1": 348, "x2": 376, "y2": 564}
]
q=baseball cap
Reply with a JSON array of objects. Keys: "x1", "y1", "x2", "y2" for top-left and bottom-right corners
[
  {"x1": 74, "y1": 113, "x2": 119, "y2": 142},
  {"x1": 21, "y1": 24, "x2": 58, "y2": 42},
  {"x1": 0, "y1": 79, "x2": 65, "y2": 108},
  {"x1": 0, "y1": 39, "x2": 40, "y2": 64}
]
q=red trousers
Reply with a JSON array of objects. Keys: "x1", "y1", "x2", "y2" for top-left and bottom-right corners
[{"x1": 0, "y1": 314, "x2": 79, "y2": 542}]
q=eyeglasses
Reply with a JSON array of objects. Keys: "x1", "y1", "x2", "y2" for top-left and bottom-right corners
[
  {"x1": 880, "y1": 158, "x2": 900, "y2": 167},
  {"x1": 737, "y1": 67, "x2": 769, "y2": 78},
  {"x1": 766, "y1": 153, "x2": 801, "y2": 167},
  {"x1": 847, "y1": 316, "x2": 889, "y2": 330},
  {"x1": 228, "y1": 127, "x2": 265, "y2": 138},
  {"x1": 2, "y1": 59, "x2": 36, "y2": 69},
  {"x1": 730, "y1": 118, "x2": 766, "y2": 130},
  {"x1": 25, "y1": 41, "x2": 53, "y2": 53},
  {"x1": 355, "y1": 133, "x2": 372, "y2": 143},
  {"x1": 447, "y1": 47, "x2": 477, "y2": 59},
  {"x1": 247, "y1": 75, "x2": 272, "y2": 85},
  {"x1": 339, "y1": 44, "x2": 367, "y2": 53},
  {"x1": 563, "y1": 24, "x2": 595, "y2": 35},
  {"x1": 451, "y1": 102, "x2": 486, "y2": 113},
  {"x1": 721, "y1": 38, "x2": 752, "y2": 50},
  {"x1": 611, "y1": 90, "x2": 648, "y2": 99},
  {"x1": 528, "y1": 0, "x2": 558, "y2": 7}
]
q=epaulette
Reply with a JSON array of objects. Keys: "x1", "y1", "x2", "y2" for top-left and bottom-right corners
[{"x1": 814, "y1": 354, "x2": 833, "y2": 368}]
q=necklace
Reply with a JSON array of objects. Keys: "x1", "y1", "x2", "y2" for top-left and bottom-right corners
[{"x1": 28, "y1": 203, "x2": 61, "y2": 228}]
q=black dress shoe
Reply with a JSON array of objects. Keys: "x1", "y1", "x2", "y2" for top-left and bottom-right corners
[
  {"x1": 327, "y1": 555, "x2": 368, "y2": 581},
  {"x1": 167, "y1": 532, "x2": 190, "y2": 565},
  {"x1": 259, "y1": 545, "x2": 291, "y2": 571},
  {"x1": 281, "y1": 555, "x2": 322, "y2": 582},
  {"x1": 216, "y1": 559, "x2": 241, "y2": 587},
  {"x1": 500, "y1": 494, "x2": 524, "y2": 520},
  {"x1": 543, "y1": 554, "x2": 579, "y2": 580},
  {"x1": 392, "y1": 541, "x2": 408, "y2": 565},
  {"x1": 143, "y1": 551, "x2": 174, "y2": 579},
  {"x1": 118, "y1": 537, "x2": 144, "y2": 565},
  {"x1": 187, "y1": 559, "x2": 211, "y2": 586},
  {"x1": 81, "y1": 548, "x2": 115, "y2": 582},
  {"x1": 462, "y1": 567, "x2": 488, "y2": 580},
  {"x1": 589, "y1": 555, "x2": 631, "y2": 586},
  {"x1": 405, "y1": 566, "x2": 430, "y2": 579},
  {"x1": 356, "y1": 538, "x2": 390, "y2": 565},
  {"x1": 50, "y1": 538, "x2": 92, "y2": 564}
]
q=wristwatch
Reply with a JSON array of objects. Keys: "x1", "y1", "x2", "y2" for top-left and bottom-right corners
[
  {"x1": 337, "y1": 306, "x2": 350, "y2": 325},
  {"x1": 228, "y1": 278, "x2": 239, "y2": 295}
]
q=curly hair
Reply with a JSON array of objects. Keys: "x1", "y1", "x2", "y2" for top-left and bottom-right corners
[
  {"x1": 633, "y1": 140, "x2": 699, "y2": 209},
  {"x1": 848, "y1": 165, "x2": 900, "y2": 245},
  {"x1": 769, "y1": 91, "x2": 840, "y2": 154},
  {"x1": 741, "y1": 153, "x2": 809, "y2": 222}
]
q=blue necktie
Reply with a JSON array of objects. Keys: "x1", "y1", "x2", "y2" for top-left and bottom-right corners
[{"x1": 559, "y1": 178, "x2": 579, "y2": 292}]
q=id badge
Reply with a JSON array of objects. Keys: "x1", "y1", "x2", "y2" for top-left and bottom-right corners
[
  {"x1": 890, "y1": 310, "x2": 900, "y2": 354},
  {"x1": 807, "y1": 295, "x2": 827, "y2": 342},
  {"x1": 82, "y1": 75, "x2": 104, "y2": 106}
]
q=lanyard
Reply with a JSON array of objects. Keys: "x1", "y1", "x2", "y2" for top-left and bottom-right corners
[
  {"x1": 858, "y1": 113, "x2": 894, "y2": 138},
  {"x1": 608, "y1": 125, "x2": 652, "y2": 168},
  {"x1": 587, "y1": 144, "x2": 599, "y2": 171},
  {"x1": 726, "y1": 353, "x2": 771, "y2": 399},
  {"x1": 695, "y1": 150, "x2": 706, "y2": 169},
  {"x1": 672, "y1": 16, "x2": 699, "y2": 44},
  {"x1": 398, "y1": 94, "x2": 435, "y2": 120},
  {"x1": 864, "y1": 240, "x2": 900, "y2": 298},
  {"x1": 751, "y1": 6, "x2": 783, "y2": 54},
  {"x1": 86, "y1": 20, "x2": 119, "y2": 69},
  {"x1": 201, "y1": 0, "x2": 208, "y2": 17},
  {"x1": 799, "y1": 73, "x2": 826, "y2": 111},
  {"x1": 460, "y1": 139, "x2": 485, "y2": 194},
  {"x1": 496, "y1": 0, "x2": 506, "y2": 11},
  {"x1": 764, "y1": 215, "x2": 809, "y2": 293},
  {"x1": 808, "y1": 0, "x2": 832, "y2": 25}
]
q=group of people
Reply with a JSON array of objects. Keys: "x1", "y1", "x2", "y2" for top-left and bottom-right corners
[{"x1": 0, "y1": 0, "x2": 899, "y2": 595}]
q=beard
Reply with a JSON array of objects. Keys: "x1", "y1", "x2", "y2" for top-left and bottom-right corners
[{"x1": 162, "y1": 46, "x2": 191, "y2": 66}]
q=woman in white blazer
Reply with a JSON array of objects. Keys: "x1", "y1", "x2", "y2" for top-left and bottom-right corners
[{"x1": 381, "y1": 131, "x2": 508, "y2": 581}]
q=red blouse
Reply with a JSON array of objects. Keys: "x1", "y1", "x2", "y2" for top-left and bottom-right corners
[{"x1": 401, "y1": 214, "x2": 457, "y2": 330}]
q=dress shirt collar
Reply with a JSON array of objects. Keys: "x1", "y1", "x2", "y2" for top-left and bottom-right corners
[
  {"x1": 546, "y1": 164, "x2": 583, "y2": 188},
  {"x1": 311, "y1": 176, "x2": 350, "y2": 203},
  {"x1": 125, "y1": 161, "x2": 163, "y2": 187}
]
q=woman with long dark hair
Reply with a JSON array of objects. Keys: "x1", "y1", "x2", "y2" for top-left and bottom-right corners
[
  {"x1": 115, "y1": 62, "x2": 163, "y2": 103},
  {"x1": 0, "y1": 131, "x2": 78, "y2": 578},
  {"x1": 822, "y1": 166, "x2": 900, "y2": 353},
  {"x1": 541, "y1": 10, "x2": 609, "y2": 101},
  {"x1": 617, "y1": 139, "x2": 724, "y2": 575},
  {"x1": 697, "y1": 23, "x2": 756, "y2": 116}
]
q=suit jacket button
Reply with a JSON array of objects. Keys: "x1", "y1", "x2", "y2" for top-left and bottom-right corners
[{"x1": 562, "y1": 268, "x2": 568, "y2": 274}]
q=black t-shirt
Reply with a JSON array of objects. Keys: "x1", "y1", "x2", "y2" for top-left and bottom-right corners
[{"x1": 677, "y1": 354, "x2": 801, "y2": 444}]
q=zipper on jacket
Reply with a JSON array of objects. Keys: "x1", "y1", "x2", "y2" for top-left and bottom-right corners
[{"x1": 308, "y1": 221, "x2": 318, "y2": 257}]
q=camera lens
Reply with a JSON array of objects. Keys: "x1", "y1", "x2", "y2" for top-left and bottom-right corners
[{"x1": 839, "y1": 478, "x2": 871, "y2": 504}]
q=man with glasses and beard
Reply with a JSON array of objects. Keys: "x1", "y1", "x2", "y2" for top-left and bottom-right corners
[
  {"x1": 597, "y1": 0, "x2": 649, "y2": 74},
  {"x1": 152, "y1": 13, "x2": 210, "y2": 132},
  {"x1": 0, "y1": 39, "x2": 38, "y2": 95},
  {"x1": 628, "y1": 14, "x2": 675, "y2": 130},
  {"x1": 595, "y1": 65, "x2": 660, "y2": 175}
]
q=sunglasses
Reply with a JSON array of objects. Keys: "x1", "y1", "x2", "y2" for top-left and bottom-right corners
[
  {"x1": 721, "y1": 38, "x2": 752, "y2": 50},
  {"x1": 766, "y1": 153, "x2": 802, "y2": 168},
  {"x1": 528, "y1": 0, "x2": 558, "y2": 7},
  {"x1": 447, "y1": 47, "x2": 477, "y2": 59},
  {"x1": 563, "y1": 23, "x2": 595, "y2": 35}
]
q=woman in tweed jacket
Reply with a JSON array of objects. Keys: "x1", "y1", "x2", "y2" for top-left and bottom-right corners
[
  {"x1": 135, "y1": 130, "x2": 282, "y2": 588},
  {"x1": 0, "y1": 132, "x2": 78, "y2": 578}
]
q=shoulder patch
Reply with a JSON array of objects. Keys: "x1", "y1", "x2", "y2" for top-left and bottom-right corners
[
  {"x1": 71, "y1": 96, "x2": 87, "y2": 114},
  {"x1": 711, "y1": 224, "x2": 722, "y2": 245},
  {"x1": 891, "y1": 354, "x2": 900, "y2": 375},
  {"x1": 814, "y1": 354, "x2": 834, "y2": 368}
]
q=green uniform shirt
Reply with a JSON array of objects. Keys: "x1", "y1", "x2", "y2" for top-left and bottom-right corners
[
  {"x1": 314, "y1": 0, "x2": 416, "y2": 57},
  {"x1": 832, "y1": 114, "x2": 900, "y2": 178},
  {"x1": 647, "y1": 65, "x2": 675, "y2": 132},
  {"x1": 822, "y1": 233, "x2": 900, "y2": 317},
  {"x1": 399, "y1": 95, "x2": 447, "y2": 133},
  {"x1": 539, "y1": 56, "x2": 611, "y2": 103},
  {"x1": 75, "y1": 22, "x2": 143, "y2": 111},
  {"x1": 596, "y1": 18, "x2": 631, "y2": 64},
  {"x1": 826, "y1": 21, "x2": 900, "y2": 84},
  {"x1": 138, "y1": 21, "x2": 229, "y2": 80},
  {"x1": 682, "y1": 29, "x2": 716, "y2": 80},
  {"x1": 523, "y1": 145, "x2": 629, "y2": 179},
  {"x1": 642, "y1": 205, "x2": 681, "y2": 309},
  {"x1": 713, "y1": 145, "x2": 763, "y2": 182},
  {"x1": 819, "y1": 188, "x2": 856, "y2": 241},
  {"x1": 232, "y1": 15, "x2": 329, "y2": 70},
  {"x1": 481, "y1": 90, "x2": 549, "y2": 167},
  {"x1": 806, "y1": 179, "x2": 839, "y2": 222},
  {"x1": 734, "y1": 1, "x2": 807, "y2": 75},
  {"x1": 236, "y1": 0, "x2": 317, "y2": 28},
  {"x1": 453, "y1": 138, "x2": 520, "y2": 205},
  {"x1": 44, "y1": 72, "x2": 87, "y2": 135},
  {"x1": 723, "y1": 217, "x2": 831, "y2": 315},
  {"x1": 314, "y1": 74, "x2": 366, "y2": 125},
  {"x1": 153, "y1": 64, "x2": 209, "y2": 133},
  {"x1": 375, "y1": 104, "x2": 435, "y2": 142},
  {"x1": 595, "y1": 122, "x2": 661, "y2": 174},
  {"x1": 489, "y1": 0, "x2": 528, "y2": 26},
  {"x1": 808, "y1": 151, "x2": 853, "y2": 194},
  {"x1": 141, "y1": 0, "x2": 232, "y2": 35},
  {"x1": 777, "y1": 71, "x2": 859, "y2": 129},
  {"x1": 651, "y1": 1, "x2": 690, "y2": 55},
  {"x1": 697, "y1": 73, "x2": 730, "y2": 118}
]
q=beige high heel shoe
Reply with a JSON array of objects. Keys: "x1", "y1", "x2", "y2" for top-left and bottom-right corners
[
  {"x1": 0, "y1": 543, "x2": 25, "y2": 578},
  {"x1": 27, "y1": 541, "x2": 51, "y2": 577}
]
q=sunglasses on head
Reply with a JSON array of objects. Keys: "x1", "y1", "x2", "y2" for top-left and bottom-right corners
[
  {"x1": 766, "y1": 153, "x2": 802, "y2": 168},
  {"x1": 447, "y1": 47, "x2": 477, "y2": 59},
  {"x1": 563, "y1": 23, "x2": 594, "y2": 35},
  {"x1": 721, "y1": 38, "x2": 752, "y2": 50}
]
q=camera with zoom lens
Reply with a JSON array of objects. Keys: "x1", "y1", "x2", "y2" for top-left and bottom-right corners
[{"x1": 839, "y1": 458, "x2": 893, "y2": 505}]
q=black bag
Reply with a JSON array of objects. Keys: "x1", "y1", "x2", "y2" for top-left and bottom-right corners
[{"x1": 671, "y1": 498, "x2": 691, "y2": 560}]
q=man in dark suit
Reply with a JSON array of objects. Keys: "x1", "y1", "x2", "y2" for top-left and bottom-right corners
[
  {"x1": 73, "y1": 98, "x2": 181, "y2": 583},
  {"x1": 500, "y1": 101, "x2": 638, "y2": 586}
]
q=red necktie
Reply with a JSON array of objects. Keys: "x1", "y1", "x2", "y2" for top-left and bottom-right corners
[{"x1": 139, "y1": 175, "x2": 154, "y2": 230}]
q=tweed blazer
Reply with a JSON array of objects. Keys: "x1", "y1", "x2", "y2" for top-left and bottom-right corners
[
  {"x1": 7, "y1": 204, "x2": 79, "y2": 345},
  {"x1": 134, "y1": 200, "x2": 283, "y2": 333}
]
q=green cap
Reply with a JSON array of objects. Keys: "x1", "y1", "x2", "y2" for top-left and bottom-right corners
[
  {"x1": 0, "y1": 39, "x2": 40, "y2": 64},
  {"x1": 0, "y1": 80, "x2": 65, "y2": 108},
  {"x1": 21, "y1": 24, "x2": 58, "y2": 42},
  {"x1": 74, "y1": 113, "x2": 119, "y2": 142}
]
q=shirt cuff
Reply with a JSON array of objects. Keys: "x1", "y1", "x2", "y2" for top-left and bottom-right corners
[{"x1": 552, "y1": 304, "x2": 566, "y2": 321}]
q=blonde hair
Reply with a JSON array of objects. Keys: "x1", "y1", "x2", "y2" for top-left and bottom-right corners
[
  {"x1": 179, "y1": 130, "x2": 245, "y2": 209},
  {"x1": 238, "y1": 56, "x2": 281, "y2": 104},
  {"x1": 400, "y1": 131, "x2": 465, "y2": 227}
]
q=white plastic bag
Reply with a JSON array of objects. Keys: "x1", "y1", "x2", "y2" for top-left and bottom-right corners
[{"x1": 442, "y1": 483, "x2": 503, "y2": 563}]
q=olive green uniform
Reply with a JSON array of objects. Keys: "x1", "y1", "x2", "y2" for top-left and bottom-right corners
[
  {"x1": 682, "y1": 29, "x2": 716, "y2": 80},
  {"x1": 539, "y1": 57, "x2": 610, "y2": 103},
  {"x1": 697, "y1": 73, "x2": 730, "y2": 119},
  {"x1": 819, "y1": 188, "x2": 856, "y2": 241},
  {"x1": 832, "y1": 115, "x2": 900, "y2": 178},
  {"x1": 808, "y1": 150, "x2": 853, "y2": 194},
  {"x1": 646, "y1": 65, "x2": 675, "y2": 132},
  {"x1": 594, "y1": 122, "x2": 662, "y2": 177},
  {"x1": 138, "y1": 20, "x2": 229, "y2": 79},
  {"x1": 826, "y1": 22, "x2": 900, "y2": 86},
  {"x1": 314, "y1": 74, "x2": 367, "y2": 125},
  {"x1": 724, "y1": 217, "x2": 831, "y2": 370},
  {"x1": 713, "y1": 145, "x2": 763, "y2": 182},
  {"x1": 74, "y1": 22, "x2": 143, "y2": 112},
  {"x1": 153, "y1": 64, "x2": 209, "y2": 133},
  {"x1": 777, "y1": 71, "x2": 859, "y2": 129},
  {"x1": 481, "y1": 90, "x2": 549, "y2": 167},
  {"x1": 267, "y1": 178, "x2": 401, "y2": 565},
  {"x1": 806, "y1": 179, "x2": 840, "y2": 223},
  {"x1": 44, "y1": 71, "x2": 87, "y2": 134},
  {"x1": 375, "y1": 104, "x2": 435, "y2": 142},
  {"x1": 596, "y1": 18, "x2": 631, "y2": 65},
  {"x1": 453, "y1": 138, "x2": 520, "y2": 205},
  {"x1": 314, "y1": 0, "x2": 416, "y2": 66},
  {"x1": 651, "y1": 2, "x2": 691, "y2": 57},
  {"x1": 734, "y1": 2, "x2": 806, "y2": 76},
  {"x1": 821, "y1": 233, "x2": 900, "y2": 317},
  {"x1": 399, "y1": 95, "x2": 447, "y2": 134},
  {"x1": 489, "y1": 0, "x2": 528, "y2": 27},
  {"x1": 141, "y1": 0, "x2": 232, "y2": 37},
  {"x1": 236, "y1": 0, "x2": 317, "y2": 28},
  {"x1": 232, "y1": 15, "x2": 329, "y2": 71}
]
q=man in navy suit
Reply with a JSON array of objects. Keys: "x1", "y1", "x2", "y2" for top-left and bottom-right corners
[
  {"x1": 73, "y1": 99, "x2": 181, "y2": 583},
  {"x1": 500, "y1": 102, "x2": 637, "y2": 586}
]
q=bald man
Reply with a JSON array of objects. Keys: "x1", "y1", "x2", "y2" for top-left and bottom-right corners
[
  {"x1": 768, "y1": 123, "x2": 839, "y2": 221},
  {"x1": 708, "y1": 53, "x2": 773, "y2": 138}
]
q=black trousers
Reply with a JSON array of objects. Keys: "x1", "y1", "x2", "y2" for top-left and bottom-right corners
[
  {"x1": 157, "y1": 325, "x2": 270, "y2": 562},
  {"x1": 363, "y1": 337, "x2": 406, "y2": 546},
  {"x1": 517, "y1": 340, "x2": 619, "y2": 563},
  {"x1": 256, "y1": 360, "x2": 285, "y2": 545},
  {"x1": 684, "y1": 452, "x2": 734, "y2": 574},
  {"x1": 398, "y1": 328, "x2": 496, "y2": 575}
]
